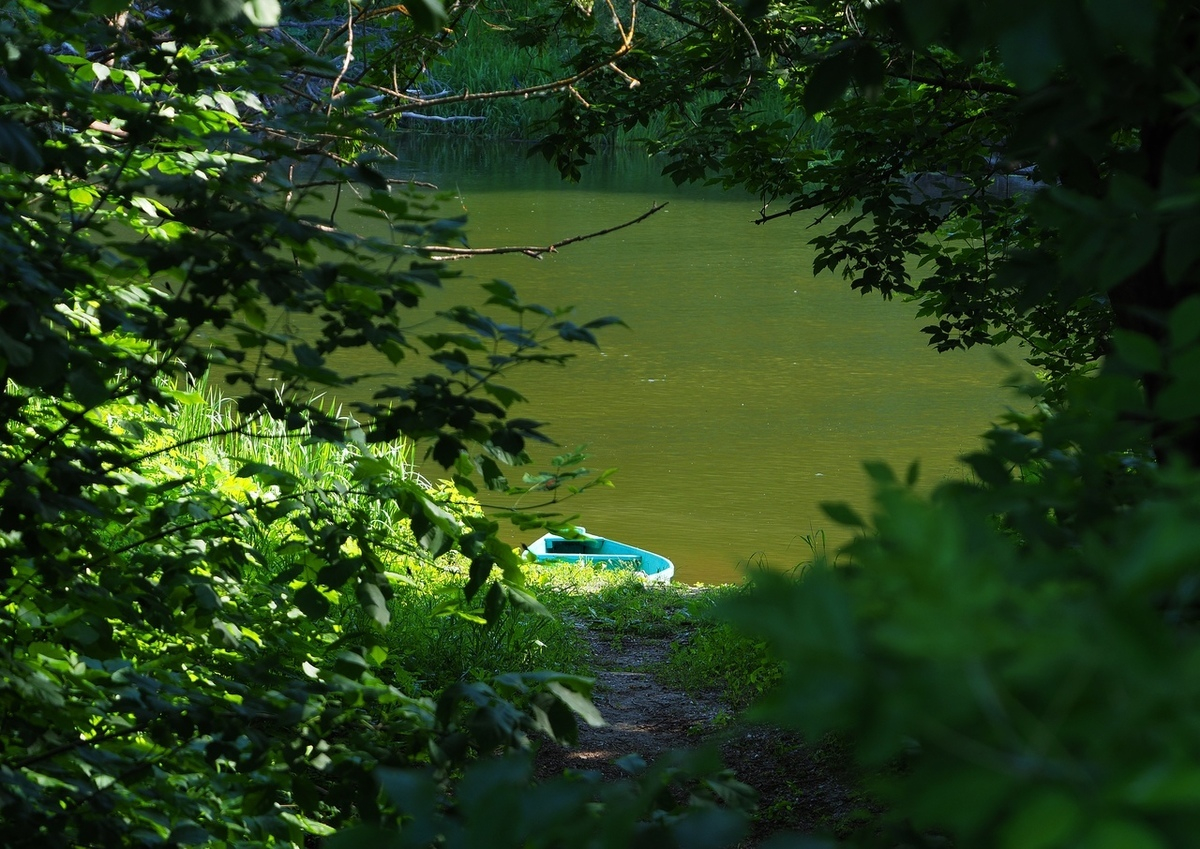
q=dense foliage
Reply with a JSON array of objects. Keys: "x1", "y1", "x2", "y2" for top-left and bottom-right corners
[
  {"x1": 590, "y1": 2, "x2": 1200, "y2": 846},
  {"x1": 0, "y1": 2, "x2": 747, "y2": 846},
  {"x1": 497, "y1": 0, "x2": 1200, "y2": 845},
  {"x1": 10, "y1": 0, "x2": 1200, "y2": 847},
  {"x1": 525, "y1": 0, "x2": 1190, "y2": 402}
]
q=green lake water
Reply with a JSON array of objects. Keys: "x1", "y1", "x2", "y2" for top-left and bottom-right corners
[{"x1": 341, "y1": 141, "x2": 1021, "y2": 584}]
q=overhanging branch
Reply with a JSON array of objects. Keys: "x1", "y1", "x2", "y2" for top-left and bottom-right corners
[{"x1": 422, "y1": 202, "x2": 668, "y2": 260}]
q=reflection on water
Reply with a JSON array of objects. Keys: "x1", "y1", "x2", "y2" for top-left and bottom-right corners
[{"x1": 338, "y1": 140, "x2": 1020, "y2": 583}]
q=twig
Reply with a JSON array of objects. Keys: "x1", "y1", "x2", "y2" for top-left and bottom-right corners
[
  {"x1": 397, "y1": 112, "x2": 486, "y2": 122},
  {"x1": 423, "y1": 203, "x2": 667, "y2": 260},
  {"x1": 714, "y1": 0, "x2": 759, "y2": 58},
  {"x1": 568, "y1": 85, "x2": 592, "y2": 107},
  {"x1": 640, "y1": 0, "x2": 710, "y2": 33},
  {"x1": 328, "y1": 0, "x2": 355, "y2": 112},
  {"x1": 608, "y1": 63, "x2": 640, "y2": 89},
  {"x1": 296, "y1": 177, "x2": 439, "y2": 190},
  {"x1": 713, "y1": 0, "x2": 758, "y2": 100}
]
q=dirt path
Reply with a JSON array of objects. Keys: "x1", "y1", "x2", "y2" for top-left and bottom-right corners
[
  {"x1": 536, "y1": 627, "x2": 727, "y2": 778},
  {"x1": 534, "y1": 623, "x2": 864, "y2": 844}
]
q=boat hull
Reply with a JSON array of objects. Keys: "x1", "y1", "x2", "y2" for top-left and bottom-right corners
[{"x1": 526, "y1": 530, "x2": 675, "y2": 583}]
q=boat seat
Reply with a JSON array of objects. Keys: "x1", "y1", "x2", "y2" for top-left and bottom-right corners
[{"x1": 547, "y1": 539, "x2": 604, "y2": 554}]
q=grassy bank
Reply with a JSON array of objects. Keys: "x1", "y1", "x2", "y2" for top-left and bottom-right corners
[
  {"x1": 123, "y1": 377, "x2": 842, "y2": 841},
  {"x1": 129, "y1": 377, "x2": 781, "y2": 701}
]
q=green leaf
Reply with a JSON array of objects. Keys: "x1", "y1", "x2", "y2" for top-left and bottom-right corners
[
  {"x1": 1126, "y1": 765, "x2": 1200, "y2": 808},
  {"x1": 1112, "y1": 330, "x2": 1162, "y2": 373},
  {"x1": 1097, "y1": 218, "x2": 1159, "y2": 290},
  {"x1": 997, "y1": 10, "x2": 1060, "y2": 89},
  {"x1": 1168, "y1": 296, "x2": 1200, "y2": 350},
  {"x1": 67, "y1": 367, "x2": 109, "y2": 408},
  {"x1": 546, "y1": 680, "x2": 604, "y2": 727},
  {"x1": 242, "y1": 0, "x2": 280, "y2": 26},
  {"x1": 193, "y1": 583, "x2": 221, "y2": 611},
  {"x1": 1082, "y1": 818, "x2": 1166, "y2": 849},
  {"x1": 167, "y1": 825, "x2": 210, "y2": 845},
  {"x1": 1155, "y1": 376, "x2": 1200, "y2": 421},
  {"x1": 850, "y1": 43, "x2": 886, "y2": 93},
  {"x1": 504, "y1": 583, "x2": 549, "y2": 617},
  {"x1": 582, "y1": 315, "x2": 628, "y2": 330},
  {"x1": 483, "y1": 580, "x2": 505, "y2": 625},
  {"x1": 1164, "y1": 219, "x2": 1200, "y2": 284},
  {"x1": 803, "y1": 47, "x2": 857, "y2": 114},
  {"x1": 862, "y1": 461, "x2": 897, "y2": 486},
  {"x1": 333, "y1": 651, "x2": 369, "y2": 679},
  {"x1": 411, "y1": 510, "x2": 452, "y2": 557},
  {"x1": 375, "y1": 769, "x2": 437, "y2": 844},
  {"x1": 820, "y1": 501, "x2": 866, "y2": 528},
  {"x1": 964, "y1": 451, "x2": 1011, "y2": 487},
  {"x1": 554, "y1": 321, "x2": 598, "y2": 346},
  {"x1": 1000, "y1": 790, "x2": 1081, "y2": 849},
  {"x1": 478, "y1": 456, "x2": 508, "y2": 490},
  {"x1": 69, "y1": 186, "x2": 96, "y2": 206},
  {"x1": 355, "y1": 580, "x2": 390, "y2": 627},
  {"x1": 483, "y1": 383, "x2": 526, "y2": 407},
  {"x1": 235, "y1": 461, "x2": 301, "y2": 489},
  {"x1": 0, "y1": 326, "x2": 32, "y2": 367},
  {"x1": 63, "y1": 619, "x2": 100, "y2": 646},
  {"x1": 352, "y1": 162, "x2": 389, "y2": 191},
  {"x1": 421, "y1": 332, "x2": 487, "y2": 352},
  {"x1": 294, "y1": 583, "x2": 331, "y2": 619}
]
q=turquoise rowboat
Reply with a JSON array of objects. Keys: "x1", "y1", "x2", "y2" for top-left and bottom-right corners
[{"x1": 526, "y1": 528, "x2": 675, "y2": 583}]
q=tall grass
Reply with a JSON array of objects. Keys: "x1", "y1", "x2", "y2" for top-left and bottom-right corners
[
  {"x1": 414, "y1": 11, "x2": 563, "y2": 138},
  {"x1": 138, "y1": 375, "x2": 602, "y2": 691},
  {"x1": 169, "y1": 379, "x2": 419, "y2": 484},
  {"x1": 158, "y1": 376, "x2": 427, "y2": 567}
]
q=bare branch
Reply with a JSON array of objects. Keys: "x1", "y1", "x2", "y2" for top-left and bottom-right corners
[
  {"x1": 641, "y1": 0, "x2": 710, "y2": 32},
  {"x1": 395, "y1": 112, "x2": 486, "y2": 122},
  {"x1": 328, "y1": 0, "x2": 355, "y2": 111},
  {"x1": 373, "y1": 8, "x2": 637, "y2": 119},
  {"x1": 423, "y1": 203, "x2": 668, "y2": 260},
  {"x1": 295, "y1": 176, "x2": 439, "y2": 190},
  {"x1": 714, "y1": 0, "x2": 759, "y2": 58}
]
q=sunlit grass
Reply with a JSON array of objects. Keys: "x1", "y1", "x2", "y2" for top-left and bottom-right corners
[
  {"x1": 534, "y1": 570, "x2": 780, "y2": 708},
  {"x1": 137, "y1": 375, "x2": 600, "y2": 689},
  {"x1": 122, "y1": 373, "x2": 777, "y2": 704}
]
